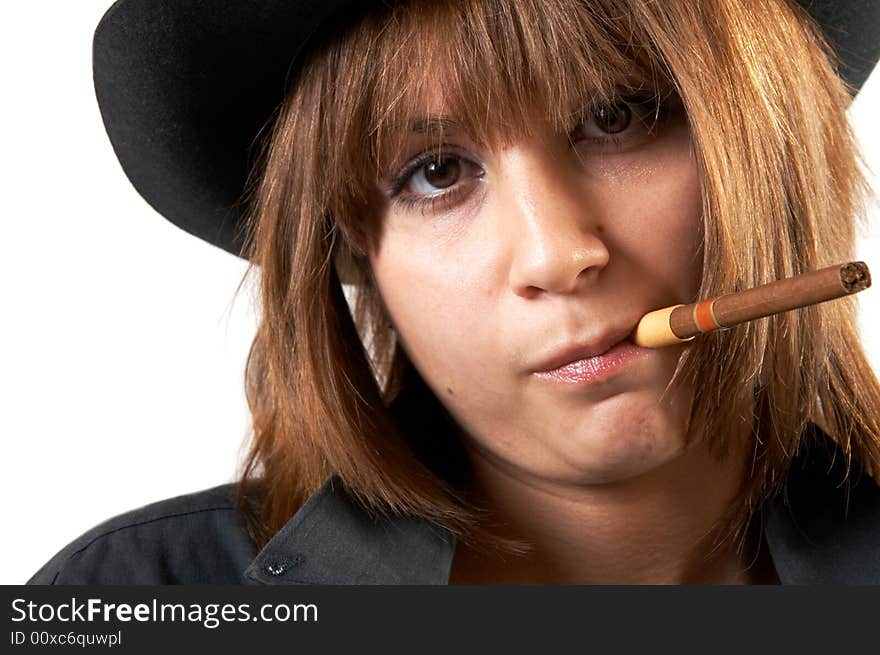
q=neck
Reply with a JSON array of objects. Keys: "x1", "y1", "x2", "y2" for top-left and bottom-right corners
[{"x1": 450, "y1": 436, "x2": 779, "y2": 585}]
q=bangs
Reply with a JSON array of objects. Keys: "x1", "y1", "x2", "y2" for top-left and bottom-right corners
[{"x1": 310, "y1": 0, "x2": 673, "y2": 251}]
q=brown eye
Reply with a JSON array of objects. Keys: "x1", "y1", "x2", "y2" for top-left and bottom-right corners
[
  {"x1": 394, "y1": 151, "x2": 484, "y2": 203},
  {"x1": 407, "y1": 156, "x2": 463, "y2": 194},
  {"x1": 422, "y1": 158, "x2": 461, "y2": 189},
  {"x1": 593, "y1": 102, "x2": 632, "y2": 134}
]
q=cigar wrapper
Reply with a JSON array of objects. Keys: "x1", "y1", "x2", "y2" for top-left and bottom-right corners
[{"x1": 632, "y1": 261, "x2": 872, "y2": 349}]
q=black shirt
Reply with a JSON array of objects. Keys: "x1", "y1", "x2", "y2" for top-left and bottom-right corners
[{"x1": 28, "y1": 431, "x2": 880, "y2": 585}]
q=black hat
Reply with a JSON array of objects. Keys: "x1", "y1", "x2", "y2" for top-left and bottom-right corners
[{"x1": 93, "y1": 0, "x2": 880, "y2": 258}]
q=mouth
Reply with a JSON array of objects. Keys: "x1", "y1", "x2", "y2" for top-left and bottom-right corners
[{"x1": 530, "y1": 324, "x2": 650, "y2": 385}]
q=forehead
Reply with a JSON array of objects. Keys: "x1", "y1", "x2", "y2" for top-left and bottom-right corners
[
  {"x1": 373, "y1": 70, "x2": 666, "y2": 165},
  {"x1": 364, "y1": 11, "x2": 663, "y2": 141}
]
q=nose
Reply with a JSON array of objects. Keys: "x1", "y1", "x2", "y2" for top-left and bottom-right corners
[{"x1": 498, "y1": 144, "x2": 610, "y2": 298}]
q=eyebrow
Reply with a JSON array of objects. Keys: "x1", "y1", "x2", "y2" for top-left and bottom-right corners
[{"x1": 409, "y1": 115, "x2": 461, "y2": 135}]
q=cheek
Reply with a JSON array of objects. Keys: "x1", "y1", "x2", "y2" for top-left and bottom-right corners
[
  {"x1": 591, "y1": 130, "x2": 704, "y2": 299},
  {"x1": 369, "y1": 229, "x2": 493, "y2": 389}
]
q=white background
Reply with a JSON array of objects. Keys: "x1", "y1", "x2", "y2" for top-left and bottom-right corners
[{"x1": 1, "y1": 2, "x2": 878, "y2": 584}]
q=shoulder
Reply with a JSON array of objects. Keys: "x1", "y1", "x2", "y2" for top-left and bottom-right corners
[
  {"x1": 28, "y1": 484, "x2": 259, "y2": 585},
  {"x1": 765, "y1": 430, "x2": 880, "y2": 583}
]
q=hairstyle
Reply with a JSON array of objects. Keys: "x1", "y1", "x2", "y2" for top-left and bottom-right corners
[{"x1": 235, "y1": 0, "x2": 880, "y2": 558}]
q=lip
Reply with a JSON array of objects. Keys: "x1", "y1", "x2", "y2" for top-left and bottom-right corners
[
  {"x1": 530, "y1": 325, "x2": 649, "y2": 385},
  {"x1": 531, "y1": 325, "x2": 635, "y2": 373}
]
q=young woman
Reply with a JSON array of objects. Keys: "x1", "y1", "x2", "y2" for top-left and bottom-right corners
[{"x1": 30, "y1": 0, "x2": 880, "y2": 584}]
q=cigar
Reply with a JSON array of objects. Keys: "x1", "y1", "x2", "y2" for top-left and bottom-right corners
[{"x1": 632, "y1": 261, "x2": 872, "y2": 348}]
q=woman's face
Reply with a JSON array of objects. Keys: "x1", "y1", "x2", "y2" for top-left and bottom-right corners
[{"x1": 368, "y1": 88, "x2": 703, "y2": 487}]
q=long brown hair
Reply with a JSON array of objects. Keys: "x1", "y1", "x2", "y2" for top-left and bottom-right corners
[{"x1": 236, "y1": 0, "x2": 880, "y2": 557}]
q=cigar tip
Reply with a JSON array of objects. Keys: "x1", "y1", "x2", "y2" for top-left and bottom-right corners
[{"x1": 840, "y1": 261, "x2": 871, "y2": 293}]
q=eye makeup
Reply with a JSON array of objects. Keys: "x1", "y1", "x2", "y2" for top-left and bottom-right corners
[{"x1": 383, "y1": 90, "x2": 682, "y2": 214}]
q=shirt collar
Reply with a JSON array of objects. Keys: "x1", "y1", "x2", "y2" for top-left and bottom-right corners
[
  {"x1": 244, "y1": 476, "x2": 455, "y2": 585},
  {"x1": 246, "y1": 431, "x2": 880, "y2": 585}
]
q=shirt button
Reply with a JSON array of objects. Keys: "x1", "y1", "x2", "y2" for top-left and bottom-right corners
[
  {"x1": 264, "y1": 554, "x2": 305, "y2": 577},
  {"x1": 265, "y1": 562, "x2": 287, "y2": 576}
]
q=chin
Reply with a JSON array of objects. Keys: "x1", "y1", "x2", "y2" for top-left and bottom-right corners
[{"x1": 556, "y1": 400, "x2": 688, "y2": 485}]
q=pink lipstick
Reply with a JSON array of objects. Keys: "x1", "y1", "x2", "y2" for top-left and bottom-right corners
[{"x1": 532, "y1": 339, "x2": 648, "y2": 385}]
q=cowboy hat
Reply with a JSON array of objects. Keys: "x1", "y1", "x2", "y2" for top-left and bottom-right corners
[{"x1": 92, "y1": 0, "x2": 880, "y2": 257}]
